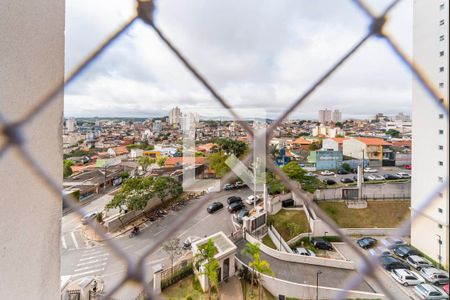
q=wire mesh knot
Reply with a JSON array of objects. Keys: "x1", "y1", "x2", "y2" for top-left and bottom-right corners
[
  {"x1": 370, "y1": 16, "x2": 386, "y2": 37},
  {"x1": 137, "y1": 0, "x2": 155, "y2": 25},
  {"x1": 1, "y1": 122, "x2": 24, "y2": 146}
]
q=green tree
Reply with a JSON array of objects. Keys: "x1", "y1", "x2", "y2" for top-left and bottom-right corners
[
  {"x1": 308, "y1": 140, "x2": 322, "y2": 151},
  {"x1": 216, "y1": 138, "x2": 247, "y2": 157},
  {"x1": 156, "y1": 156, "x2": 167, "y2": 167},
  {"x1": 162, "y1": 238, "x2": 183, "y2": 278},
  {"x1": 386, "y1": 129, "x2": 400, "y2": 138},
  {"x1": 207, "y1": 151, "x2": 230, "y2": 178},
  {"x1": 195, "y1": 239, "x2": 220, "y2": 299},
  {"x1": 282, "y1": 161, "x2": 306, "y2": 182},
  {"x1": 286, "y1": 222, "x2": 301, "y2": 239},
  {"x1": 152, "y1": 176, "x2": 182, "y2": 204},
  {"x1": 341, "y1": 163, "x2": 352, "y2": 172},
  {"x1": 243, "y1": 242, "x2": 274, "y2": 300},
  {"x1": 105, "y1": 177, "x2": 154, "y2": 212},
  {"x1": 126, "y1": 144, "x2": 139, "y2": 150},
  {"x1": 63, "y1": 160, "x2": 74, "y2": 178},
  {"x1": 138, "y1": 156, "x2": 155, "y2": 172},
  {"x1": 242, "y1": 242, "x2": 260, "y2": 297},
  {"x1": 119, "y1": 171, "x2": 129, "y2": 179}
]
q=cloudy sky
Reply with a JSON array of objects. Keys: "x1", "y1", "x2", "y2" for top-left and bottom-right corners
[{"x1": 65, "y1": 0, "x2": 413, "y2": 120}]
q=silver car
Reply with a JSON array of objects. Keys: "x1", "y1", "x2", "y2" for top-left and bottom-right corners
[
  {"x1": 391, "y1": 269, "x2": 425, "y2": 286},
  {"x1": 407, "y1": 255, "x2": 433, "y2": 270},
  {"x1": 414, "y1": 283, "x2": 448, "y2": 300},
  {"x1": 420, "y1": 267, "x2": 449, "y2": 285}
]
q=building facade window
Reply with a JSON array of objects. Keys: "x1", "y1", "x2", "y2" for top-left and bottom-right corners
[
  {"x1": 440, "y1": 98, "x2": 444, "y2": 102},
  {"x1": 439, "y1": 145, "x2": 444, "y2": 150},
  {"x1": 439, "y1": 114, "x2": 444, "y2": 119},
  {"x1": 439, "y1": 82, "x2": 444, "y2": 88},
  {"x1": 438, "y1": 176, "x2": 443, "y2": 182},
  {"x1": 440, "y1": 51, "x2": 445, "y2": 56},
  {"x1": 438, "y1": 208, "x2": 443, "y2": 213},
  {"x1": 441, "y1": 3, "x2": 445, "y2": 10},
  {"x1": 439, "y1": 161, "x2": 444, "y2": 166},
  {"x1": 439, "y1": 129, "x2": 444, "y2": 134},
  {"x1": 440, "y1": 66, "x2": 444, "y2": 72},
  {"x1": 440, "y1": 35, "x2": 445, "y2": 41},
  {"x1": 440, "y1": 19, "x2": 445, "y2": 26},
  {"x1": 439, "y1": 224, "x2": 443, "y2": 229}
]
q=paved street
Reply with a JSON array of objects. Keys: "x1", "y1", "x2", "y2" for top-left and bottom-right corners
[{"x1": 61, "y1": 187, "x2": 254, "y2": 298}]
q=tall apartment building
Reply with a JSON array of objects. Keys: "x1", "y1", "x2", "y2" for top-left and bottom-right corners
[
  {"x1": 169, "y1": 106, "x2": 182, "y2": 125},
  {"x1": 332, "y1": 109, "x2": 342, "y2": 122},
  {"x1": 412, "y1": 0, "x2": 449, "y2": 269},
  {"x1": 318, "y1": 109, "x2": 332, "y2": 123},
  {"x1": 66, "y1": 117, "x2": 76, "y2": 132}
]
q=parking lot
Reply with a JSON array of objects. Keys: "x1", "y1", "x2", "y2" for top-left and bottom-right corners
[{"x1": 315, "y1": 166, "x2": 411, "y2": 183}]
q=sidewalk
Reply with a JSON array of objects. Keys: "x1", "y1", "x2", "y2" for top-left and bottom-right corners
[
  {"x1": 220, "y1": 276, "x2": 244, "y2": 300},
  {"x1": 82, "y1": 215, "x2": 149, "y2": 242}
]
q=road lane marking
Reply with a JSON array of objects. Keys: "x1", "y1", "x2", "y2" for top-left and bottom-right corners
[
  {"x1": 77, "y1": 258, "x2": 108, "y2": 267},
  {"x1": 79, "y1": 253, "x2": 109, "y2": 261},
  {"x1": 71, "y1": 268, "x2": 105, "y2": 277},
  {"x1": 82, "y1": 250, "x2": 103, "y2": 256},
  {"x1": 176, "y1": 213, "x2": 212, "y2": 239},
  {"x1": 61, "y1": 236, "x2": 67, "y2": 249},
  {"x1": 74, "y1": 262, "x2": 107, "y2": 272},
  {"x1": 70, "y1": 232, "x2": 79, "y2": 249}
]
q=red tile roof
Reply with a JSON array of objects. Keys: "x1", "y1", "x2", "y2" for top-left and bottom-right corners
[
  {"x1": 292, "y1": 137, "x2": 312, "y2": 145},
  {"x1": 355, "y1": 137, "x2": 391, "y2": 146},
  {"x1": 332, "y1": 137, "x2": 347, "y2": 144},
  {"x1": 165, "y1": 157, "x2": 206, "y2": 166}
]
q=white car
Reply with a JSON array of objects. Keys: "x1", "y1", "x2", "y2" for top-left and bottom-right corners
[
  {"x1": 364, "y1": 168, "x2": 377, "y2": 173},
  {"x1": 367, "y1": 174, "x2": 384, "y2": 181},
  {"x1": 391, "y1": 269, "x2": 425, "y2": 286},
  {"x1": 245, "y1": 195, "x2": 261, "y2": 205},
  {"x1": 369, "y1": 246, "x2": 391, "y2": 257},
  {"x1": 381, "y1": 237, "x2": 406, "y2": 249},
  {"x1": 419, "y1": 267, "x2": 449, "y2": 285},
  {"x1": 320, "y1": 170, "x2": 335, "y2": 176},
  {"x1": 294, "y1": 247, "x2": 316, "y2": 257},
  {"x1": 305, "y1": 172, "x2": 317, "y2": 177},
  {"x1": 406, "y1": 255, "x2": 433, "y2": 270},
  {"x1": 414, "y1": 283, "x2": 448, "y2": 300},
  {"x1": 397, "y1": 172, "x2": 411, "y2": 179}
]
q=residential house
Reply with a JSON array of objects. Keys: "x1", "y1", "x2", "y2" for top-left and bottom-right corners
[{"x1": 343, "y1": 137, "x2": 392, "y2": 167}]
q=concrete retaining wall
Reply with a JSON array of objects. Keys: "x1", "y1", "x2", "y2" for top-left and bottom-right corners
[
  {"x1": 313, "y1": 182, "x2": 411, "y2": 200},
  {"x1": 267, "y1": 226, "x2": 293, "y2": 253},
  {"x1": 235, "y1": 258, "x2": 383, "y2": 299},
  {"x1": 246, "y1": 233, "x2": 354, "y2": 269}
]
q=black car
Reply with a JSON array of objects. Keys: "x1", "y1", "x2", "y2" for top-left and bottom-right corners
[
  {"x1": 340, "y1": 177, "x2": 354, "y2": 183},
  {"x1": 223, "y1": 183, "x2": 236, "y2": 191},
  {"x1": 380, "y1": 255, "x2": 410, "y2": 271},
  {"x1": 311, "y1": 238, "x2": 333, "y2": 251},
  {"x1": 384, "y1": 174, "x2": 401, "y2": 180},
  {"x1": 236, "y1": 208, "x2": 250, "y2": 224},
  {"x1": 228, "y1": 201, "x2": 245, "y2": 213},
  {"x1": 227, "y1": 196, "x2": 242, "y2": 205},
  {"x1": 357, "y1": 237, "x2": 377, "y2": 249},
  {"x1": 207, "y1": 202, "x2": 224, "y2": 214},
  {"x1": 393, "y1": 245, "x2": 421, "y2": 259},
  {"x1": 323, "y1": 179, "x2": 337, "y2": 185},
  {"x1": 337, "y1": 169, "x2": 349, "y2": 175}
]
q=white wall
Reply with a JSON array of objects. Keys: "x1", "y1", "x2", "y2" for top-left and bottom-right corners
[
  {"x1": 412, "y1": 0, "x2": 449, "y2": 269},
  {"x1": 0, "y1": 1, "x2": 64, "y2": 298},
  {"x1": 343, "y1": 139, "x2": 365, "y2": 159}
]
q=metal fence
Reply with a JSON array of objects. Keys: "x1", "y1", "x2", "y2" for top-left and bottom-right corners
[{"x1": 0, "y1": 0, "x2": 448, "y2": 299}]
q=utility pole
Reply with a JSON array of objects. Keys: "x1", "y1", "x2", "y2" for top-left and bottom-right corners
[{"x1": 316, "y1": 270, "x2": 322, "y2": 300}]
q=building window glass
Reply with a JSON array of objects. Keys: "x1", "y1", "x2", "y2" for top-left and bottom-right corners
[
  {"x1": 440, "y1": 98, "x2": 444, "y2": 103},
  {"x1": 440, "y1": 19, "x2": 445, "y2": 26},
  {"x1": 440, "y1": 51, "x2": 445, "y2": 56},
  {"x1": 439, "y1": 224, "x2": 443, "y2": 229},
  {"x1": 440, "y1": 35, "x2": 445, "y2": 41},
  {"x1": 440, "y1": 67, "x2": 444, "y2": 72},
  {"x1": 439, "y1": 145, "x2": 444, "y2": 150},
  {"x1": 438, "y1": 208, "x2": 443, "y2": 213},
  {"x1": 439, "y1": 114, "x2": 444, "y2": 119},
  {"x1": 438, "y1": 177, "x2": 443, "y2": 182},
  {"x1": 439, "y1": 161, "x2": 444, "y2": 166},
  {"x1": 441, "y1": 3, "x2": 445, "y2": 10},
  {"x1": 439, "y1": 192, "x2": 444, "y2": 197},
  {"x1": 439, "y1": 82, "x2": 444, "y2": 88},
  {"x1": 439, "y1": 129, "x2": 444, "y2": 134}
]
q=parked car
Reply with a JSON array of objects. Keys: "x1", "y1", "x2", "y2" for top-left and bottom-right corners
[
  {"x1": 391, "y1": 269, "x2": 425, "y2": 286},
  {"x1": 81, "y1": 212, "x2": 97, "y2": 225},
  {"x1": 246, "y1": 195, "x2": 261, "y2": 205},
  {"x1": 311, "y1": 238, "x2": 333, "y2": 251},
  {"x1": 407, "y1": 255, "x2": 433, "y2": 270},
  {"x1": 367, "y1": 174, "x2": 384, "y2": 181},
  {"x1": 405, "y1": 164, "x2": 412, "y2": 170},
  {"x1": 227, "y1": 196, "x2": 242, "y2": 205},
  {"x1": 443, "y1": 284, "x2": 449, "y2": 295},
  {"x1": 394, "y1": 245, "x2": 421, "y2": 259},
  {"x1": 357, "y1": 237, "x2": 377, "y2": 249},
  {"x1": 419, "y1": 268, "x2": 449, "y2": 285},
  {"x1": 305, "y1": 172, "x2": 317, "y2": 177},
  {"x1": 320, "y1": 170, "x2": 335, "y2": 176},
  {"x1": 380, "y1": 255, "x2": 410, "y2": 271},
  {"x1": 381, "y1": 237, "x2": 406, "y2": 249},
  {"x1": 364, "y1": 167, "x2": 377, "y2": 173},
  {"x1": 397, "y1": 172, "x2": 411, "y2": 179},
  {"x1": 234, "y1": 181, "x2": 246, "y2": 189},
  {"x1": 223, "y1": 183, "x2": 236, "y2": 191},
  {"x1": 236, "y1": 208, "x2": 250, "y2": 224},
  {"x1": 294, "y1": 247, "x2": 316, "y2": 257},
  {"x1": 337, "y1": 169, "x2": 349, "y2": 175},
  {"x1": 369, "y1": 246, "x2": 391, "y2": 257},
  {"x1": 384, "y1": 173, "x2": 402, "y2": 180},
  {"x1": 323, "y1": 179, "x2": 337, "y2": 185},
  {"x1": 227, "y1": 201, "x2": 245, "y2": 213},
  {"x1": 207, "y1": 202, "x2": 224, "y2": 214},
  {"x1": 414, "y1": 283, "x2": 449, "y2": 300},
  {"x1": 340, "y1": 177, "x2": 354, "y2": 183}
]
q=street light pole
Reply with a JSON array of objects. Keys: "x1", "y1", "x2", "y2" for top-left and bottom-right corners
[
  {"x1": 436, "y1": 234, "x2": 442, "y2": 269},
  {"x1": 316, "y1": 270, "x2": 322, "y2": 300}
]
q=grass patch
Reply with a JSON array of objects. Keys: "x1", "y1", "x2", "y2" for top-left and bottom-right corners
[
  {"x1": 262, "y1": 235, "x2": 277, "y2": 249},
  {"x1": 318, "y1": 200, "x2": 410, "y2": 228},
  {"x1": 269, "y1": 210, "x2": 310, "y2": 241},
  {"x1": 162, "y1": 275, "x2": 209, "y2": 300}
]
